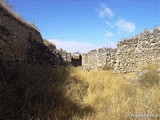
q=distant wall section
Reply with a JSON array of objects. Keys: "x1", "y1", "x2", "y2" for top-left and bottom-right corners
[
  {"x1": 82, "y1": 28, "x2": 160, "y2": 72},
  {"x1": 82, "y1": 48, "x2": 117, "y2": 70}
]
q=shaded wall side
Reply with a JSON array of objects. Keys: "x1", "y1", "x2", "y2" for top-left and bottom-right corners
[{"x1": 0, "y1": 5, "x2": 62, "y2": 65}]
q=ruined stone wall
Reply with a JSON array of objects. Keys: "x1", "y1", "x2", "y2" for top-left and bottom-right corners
[
  {"x1": 0, "y1": 4, "x2": 63, "y2": 66},
  {"x1": 115, "y1": 28, "x2": 160, "y2": 72},
  {"x1": 82, "y1": 27, "x2": 160, "y2": 72},
  {"x1": 82, "y1": 48, "x2": 117, "y2": 70},
  {"x1": 58, "y1": 49, "x2": 72, "y2": 63}
]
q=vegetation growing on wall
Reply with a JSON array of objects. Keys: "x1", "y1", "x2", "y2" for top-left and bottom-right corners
[
  {"x1": 0, "y1": 1, "x2": 159, "y2": 120},
  {"x1": 0, "y1": 0, "x2": 12, "y2": 9},
  {"x1": 0, "y1": 0, "x2": 39, "y2": 31}
]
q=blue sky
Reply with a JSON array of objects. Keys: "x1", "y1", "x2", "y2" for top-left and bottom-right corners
[{"x1": 10, "y1": 0, "x2": 160, "y2": 53}]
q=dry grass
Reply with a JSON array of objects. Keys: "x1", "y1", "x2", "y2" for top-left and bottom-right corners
[
  {"x1": 0, "y1": 64, "x2": 160, "y2": 120},
  {"x1": 139, "y1": 65, "x2": 160, "y2": 88}
]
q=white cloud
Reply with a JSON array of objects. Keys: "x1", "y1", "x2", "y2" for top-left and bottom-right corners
[
  {"x1": 104, "y1": 32, "x2": 114, "y2": 37},
  {"x1": 105, "y1": 21, "x2": 114, "y2": 28},
  {"x1": 115, "y1": 19, "x2": 136, "y2": 33},
  {"x1": 98, "y1": 4, "x2": 113, "y2": 17},
  {"x1": 48, "y1": 39, "x2": 102, "y2": 53}
]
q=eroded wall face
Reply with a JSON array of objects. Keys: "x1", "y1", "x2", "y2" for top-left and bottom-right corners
[
  {"x1": 1, "y1": 4, "x2": 159, "y2": 71},
  {"x1": 0, "y1": 5, "x2": 63, "y2": 66},
  {"x1": 82, "y1": 48, "x2": 117, "y2": 70},
  {"x1": 82, "y1": 28, "x2": 160, "y2": 72},
  {"x1": 115, "y1": 28, "x2": 160, "y2": 72},
  {"x1": 82, "y1": 54, "x2": 89, "y2": 69},
  {"x1": 0, "y1": 7, "x2": 28, "y2": 64}
]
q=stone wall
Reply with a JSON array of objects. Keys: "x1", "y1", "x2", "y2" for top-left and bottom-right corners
[
  {"x1": 1, "y1": 3, "x2": 159, "y2": 71},
  {"x1": 82, "y1": 48, "x2": 117, "y2": 70},
  {"x1": 82, "y1": 27, "x2": 160, "y2": 72},
  {"x1": 58, "y1": 49, "x2": 72, "y2": 63},
  {"x1": 0, "y1": 4, "x2": 64, "y2": 66},
  {"x1": 115, "y1": 28, "x2": 160, "y2": 72}
]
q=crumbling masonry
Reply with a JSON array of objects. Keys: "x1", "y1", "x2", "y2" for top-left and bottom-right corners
[
  {"x1": 0, "y1": 4, "x2": 159, "y2": 72},
  {"x1": 82, "y1": 28, "x2": 160, "y2": 72}
]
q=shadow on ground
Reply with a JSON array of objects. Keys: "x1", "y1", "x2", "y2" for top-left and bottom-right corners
[{"x1": 0, "y1": 64, "x2": 94, "y2": 120}]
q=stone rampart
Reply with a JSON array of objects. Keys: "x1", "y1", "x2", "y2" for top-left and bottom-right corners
[
  {"x1": 82, "y1": 48, "x2": 117, "y2": 70},
  {"x1": 0, "y1": 4, "x2": 64, "y2": 66},
  {"x1": 115, "y1": 28, "x2": 160, "y2": 72},
  {"x1": 82, "y1": 27, "x2": 160, "y2": 72}
]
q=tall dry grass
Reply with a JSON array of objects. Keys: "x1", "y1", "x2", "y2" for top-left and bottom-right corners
[{"x1": 0, "y1": 64, "x2": 159, "y2": 120}]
